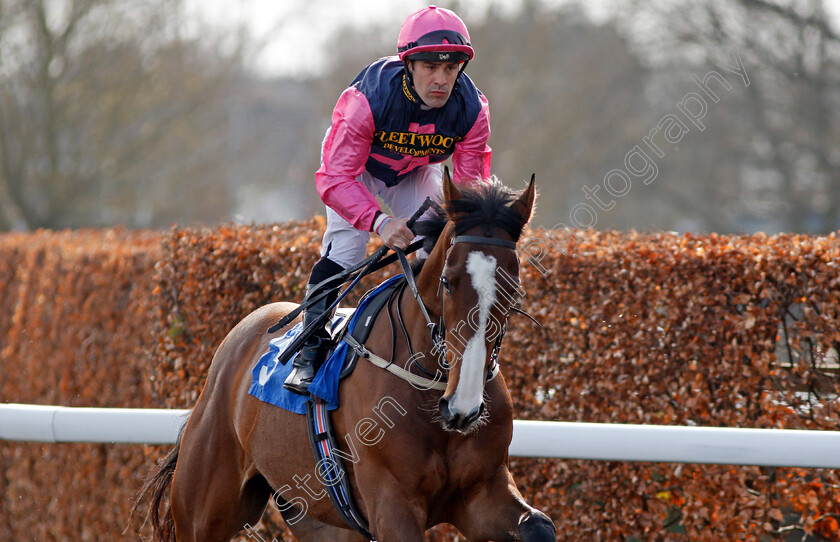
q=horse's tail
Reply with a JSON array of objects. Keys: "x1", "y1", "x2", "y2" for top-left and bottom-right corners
[{"x1": 130, "y1": 418, "x2": 188, "y2": 542}]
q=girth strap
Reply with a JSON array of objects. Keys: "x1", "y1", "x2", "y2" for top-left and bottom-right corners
[{"x1": 305, "y1": 400, "x2": 372, "y2": 539}]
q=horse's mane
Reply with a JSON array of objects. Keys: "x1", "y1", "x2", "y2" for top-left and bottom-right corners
[{"x1": 414, "y1": 177, "x2": 528, "y2": 256}]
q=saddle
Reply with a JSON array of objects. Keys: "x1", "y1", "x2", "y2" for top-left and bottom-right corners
[
  {"x1": 248, "y1": 275, "x2": 405, "y2": 415},
  {"x1": 331, "y1": 275, "x2": 405, "y2": 380}
]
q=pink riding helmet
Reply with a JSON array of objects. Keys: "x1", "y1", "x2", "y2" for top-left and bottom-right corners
[{"x1": 397, "y1": 5, "x2": 474, "y2": 62}]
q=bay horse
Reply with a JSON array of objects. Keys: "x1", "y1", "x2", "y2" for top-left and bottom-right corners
[{"x1": 136, "y1": 171, "x2": 556, "y2": 541}]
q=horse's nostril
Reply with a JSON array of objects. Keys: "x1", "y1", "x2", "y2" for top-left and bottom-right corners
[
  {"x1": 463, "y1": 403, "x2": 484, "y2": 425},
  {"x1": 439, "y1": 397, "x2": 453, "y2": 421}
]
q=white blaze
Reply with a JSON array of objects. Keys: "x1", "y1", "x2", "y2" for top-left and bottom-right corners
[{"x1": 450, "y1": 251, "x2": 497, "y2": 416}]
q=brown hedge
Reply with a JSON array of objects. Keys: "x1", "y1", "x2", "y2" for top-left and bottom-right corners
[
  {"x1": 2, "y1": 224, "x2": 840, "y2": 541},
  {"x1": 0, "y1": 229, "x2": 162, "y2": 542}
]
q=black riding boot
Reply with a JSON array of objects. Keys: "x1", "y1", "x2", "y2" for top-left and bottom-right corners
[{"x1": 284, "y1": 257, "x2": 344, "y2": 395}]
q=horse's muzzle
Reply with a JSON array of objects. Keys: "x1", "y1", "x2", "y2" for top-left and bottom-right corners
[{"x1": 439, "y1": 397, "x2": 485, "y2": 433}]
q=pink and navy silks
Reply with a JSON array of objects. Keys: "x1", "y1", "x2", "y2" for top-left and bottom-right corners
[{"x1": 316, "y1": 56, "x2": 492, "y2": 231}]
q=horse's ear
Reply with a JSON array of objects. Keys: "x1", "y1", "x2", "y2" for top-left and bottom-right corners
[
  {"x1": 513, "y1": 173, "x2": 536, "y2": 226},
  {"x1": 442, "y1": 166, "x2": 462, "y2": 202}
]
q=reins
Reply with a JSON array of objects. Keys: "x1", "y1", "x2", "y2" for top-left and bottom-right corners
[
  {"x1": 266, "y1": 239, "x2": 424, "y2": 335},
  {"x1": 267, "y1": 194, "x2": 541, "y2": 390},
  {"x1": 266, "y1": 198, "x2": 436, "y2": 368}
]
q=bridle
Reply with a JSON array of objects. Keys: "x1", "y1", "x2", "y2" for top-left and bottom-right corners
[{"x1": 394, "y1": 233, "x2": 519, "y2": 387}]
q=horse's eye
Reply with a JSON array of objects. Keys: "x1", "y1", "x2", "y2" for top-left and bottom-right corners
[{"x1": 440, "y1": 276, "x2": 452, "y2": 294}]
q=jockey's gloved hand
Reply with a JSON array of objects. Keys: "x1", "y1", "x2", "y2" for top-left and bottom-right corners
[{"x1": 376, "y1": 216, "x2": 414, "y2": 250}]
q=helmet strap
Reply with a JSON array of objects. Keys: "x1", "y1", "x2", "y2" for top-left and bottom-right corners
[
  {"x1": 403, "y1": 60, "x2": 414, "y2": 85},
  {"x1": 401, "y1": 66, "x2": 425, "y2": 106},
  {"x1": 458, "y1": 60, "x2": 469, "y2": 76}
]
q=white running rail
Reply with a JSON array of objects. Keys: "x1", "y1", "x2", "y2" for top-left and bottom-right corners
[
  {"x1": 0, "y1": 403, "x2": 189, "y2": 445},
  {"x1": 1, "y1": 403, "x2": 839, "y2": 468}
]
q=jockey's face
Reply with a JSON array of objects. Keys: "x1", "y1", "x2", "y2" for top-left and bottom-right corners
[{"x1": 408, "y1": 60, "x2": 461, "y2": 108}]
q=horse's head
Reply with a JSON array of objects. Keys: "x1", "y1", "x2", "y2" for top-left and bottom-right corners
[{"x1": 417, "y1": 170, "x2": 535, "y2": 434}]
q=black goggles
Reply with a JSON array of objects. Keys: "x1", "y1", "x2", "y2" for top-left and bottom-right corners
[{"x1": 398, "y1": 29, "x2": 471, "y2": 53}]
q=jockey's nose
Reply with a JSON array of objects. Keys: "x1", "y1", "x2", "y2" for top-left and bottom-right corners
[
  {"x1": 439, "y1": 397, "x2": 485, "y2": 432},
  {"x1": 432, "y1": 67, "x2": 449, "y2": 86}
]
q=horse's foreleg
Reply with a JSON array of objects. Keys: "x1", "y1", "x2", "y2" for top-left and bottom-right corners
[
  {"x1": 279, "y1": 506, "x2": 369, "y2": 542},
  {"x1": 362, "y1": 480, "x2": 427, "y2": 542},
  {"x1": 450, "y1": 467, "x2": 556, "y2": 542},
  {"x1": 370, "y1": 506, "x2": 426, "y2": 542}
]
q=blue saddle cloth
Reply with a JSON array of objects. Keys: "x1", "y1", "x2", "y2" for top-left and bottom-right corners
[{"x1": 248, "y1": 275, "x2": 403, "y2": 414}]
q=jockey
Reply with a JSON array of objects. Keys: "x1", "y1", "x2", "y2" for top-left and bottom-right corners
[{"x1": 285, "y1": 5, "x2": 492, "y2": 394}]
